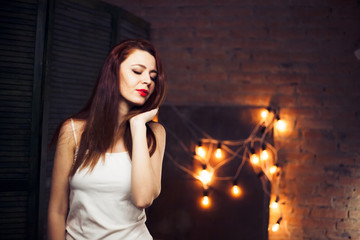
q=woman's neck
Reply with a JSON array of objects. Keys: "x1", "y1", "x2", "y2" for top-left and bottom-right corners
[{"x1": 118, "y1": 100, "x2": 130, "y2": 124}]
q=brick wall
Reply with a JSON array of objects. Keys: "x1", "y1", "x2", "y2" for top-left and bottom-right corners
[{"x1": 103, "y1": 0, "x2": 360, "y2": 239}]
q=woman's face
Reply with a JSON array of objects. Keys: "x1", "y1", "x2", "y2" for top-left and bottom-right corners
[{"x1": 118, "y1": 49, "x2": 157, "y2": 107}]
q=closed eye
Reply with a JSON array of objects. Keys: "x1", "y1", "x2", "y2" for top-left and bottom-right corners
[
  {"x1": 150, "y1": 75, "x2": 157, "y2": 81},
  {"x1": 132, "y1": 70, "x2": 141, "y2": 75}
]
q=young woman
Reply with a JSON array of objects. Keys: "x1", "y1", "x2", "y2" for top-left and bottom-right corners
[{"x1": 47, "y1": 39, "x2": 167, "y2": 240}]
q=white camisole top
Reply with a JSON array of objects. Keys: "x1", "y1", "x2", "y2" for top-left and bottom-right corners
[{"x1": 65, "y1": 119, "x2": 152, "y2": 240}]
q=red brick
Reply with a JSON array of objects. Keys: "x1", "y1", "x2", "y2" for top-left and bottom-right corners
[
  {"x1": 280, "y1": 108, "x2": 317, "y2": 119},
  {"x1": 278, "y1": 152, "x2": 315, "y2": 163},
  {"x1": 316, "y1": 186, "x2": 345, "y2": 197},
  {"x1": 230, "y1": 27, "x2": 269, "y2": 39},
  {"x1": 332, "y1": 196, "x2": 360, "y2": 209},
  {"x1": 252, "y1": 51, "x2": 289, "y2": 62},
  {"x1": 297, "y1": 96, "x2": 323, "y2": 107},
  {"x1": 270, "y1": 28, "x2": 306, "y2": 41},
  {"x1": 192, "y1": 72, "x2": 229, "y2": 82},
  {"x1": 220, "y1": 94, "x2": 272, "y2": 106},
  {"x1": 301, "y1": 139, "x2": 338, "y2": 153},
  {"x1": 296, "y1": 119, "x2": 333, "y2": 130},
  {"x1": 195, "y1": 28, "x2": 229, "y2": 38},
  {"x1": 299, "y1": 217, "x2": 336, "y2": 229},
  {"x1": 266, "y1": 74, "x2": 303, "y2": 84},
  {"x1": 349, "y1": 210, "x2": 360, "y2": 219},
  {"x1": 229, "y1": 73, "x2": 266, "y2": 84},
  {"x1": 289, "y1": 51, "x2": 322, "y2": 63},
  {"x1": 316, "y1": 154, "x2": 355, "y2": 166},
  {"x1": 336, "y1": 218, "x2": 360, "y2": 231},
  {"x1": 311, "y1": 208, "x2": 348, "y2": 219}
]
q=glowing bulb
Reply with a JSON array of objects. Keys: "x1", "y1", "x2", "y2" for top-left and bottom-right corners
[
  {"x1": 269, "y1": 165, "x2": 278, "y2": 174},
  {"x1": 250, "y1": 154, "x2": 260, "y2": 164},
  {"x1": 271, "y1": 223, "x2": 280, "y2": 232},
  {"x1": 276, "y1": 119, "x2": 286, "y2": 132},
  {"x1": 260, "y1": 149, "x2": 269, "y2": 161},
  {"x1": 261, "y1": 109, "x2": 269, "y2": 119},
  {"x1": 270, "y1": 201, "x2": 279, "y2": 209},
  {"x1": 231, "y1": 185, "x2": 241, "y2": 197},
  {"x1": 199, "y1": 169, "x2": 212, "y2": 185},
  {"x1": 201, "y1": 190, "x2": 211, "y2": 208},
  {"x1": 196, "y1": 146, "x2": 206, "y2": 158},
  {"x1": 215, "y1": 148, "x2": 222, "y2": 159}
]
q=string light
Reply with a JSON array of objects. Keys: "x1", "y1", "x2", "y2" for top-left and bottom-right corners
[
  {"x1": 261, "y1": 109, "x2": 269, "y2": 119},
  {"x1": 198, "y1": 166, "x2": 213, "y2": 186},
  {"x1": 196, "y1": 141, "x2": 206, "y2": 158},
  {"x1": 275, "y1": 116, "x2": 286, "y2": 132},
  {"x1": 271, "y1": 217, "x2": 282, "y2": 232},
  {"x1": 215, "y1": 142, "x2": 222, "y2": 159},
  {"x1": 165, "y1": 105, "x2": 288, "y2": 235},
  {"x1": 269, "y1": 164, "x2": 278, "y2": 174},
  {"x1": 250, "y1": 153, "x2": 260, "y2": 165},
  {"x1": 270, "y1": 196, "x2": 279, "y2": 209},
  {"x1": 231, "y1": 181, "x2": 242, "y2": 197},
  {"x1": 201, "y1": 190, "x2": 210, "y2": 208},
  {"x1": 260, "y1": 148, "x2": 269, "y2": 161}
]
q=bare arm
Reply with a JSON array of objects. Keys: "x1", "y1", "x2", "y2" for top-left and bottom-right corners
[
  {"x1": 47, "y1": 120, "x2": 77, "y2": 240},
  {"x1": 130, "y1": 108, "x2": 166, "y2": 208}
]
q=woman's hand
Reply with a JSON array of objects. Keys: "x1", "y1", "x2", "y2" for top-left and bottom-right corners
[{"x1": 129, "y1": 108, "x2": 158, "y2": 126}]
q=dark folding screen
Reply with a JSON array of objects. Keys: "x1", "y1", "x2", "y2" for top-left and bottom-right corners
[
  {"x1": 0, "y1": 0, "x2": 150, "y2": 238},
  {"x1": 0, "y1": 0, "x2": 44, "y2": 239}
]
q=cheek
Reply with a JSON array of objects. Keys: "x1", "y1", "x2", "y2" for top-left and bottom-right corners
[{"x1": 149, "y1": 83, "x2": 156, "y2": 95}]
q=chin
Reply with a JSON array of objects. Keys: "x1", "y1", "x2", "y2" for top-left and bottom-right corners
[{"x1": 129, "y1": 99, "x2": 147, "y2": 107}]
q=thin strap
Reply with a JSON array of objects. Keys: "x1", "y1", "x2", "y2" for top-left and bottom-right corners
[
  {"x1": 70, "y1": 118, "x2": 79, "y2": 162},
  {"x1": 70, "y1": 118, "x2": 78, "y2": 147}
]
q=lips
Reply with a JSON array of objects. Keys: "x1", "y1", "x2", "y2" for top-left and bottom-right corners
[{"x1": 137, "y1": 89, "x2": 149, "y2": 97}]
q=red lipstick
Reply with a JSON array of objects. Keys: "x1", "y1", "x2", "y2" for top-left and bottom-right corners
[{"x1": 137, "y1": 89, "x2": 148, "y2": 97}]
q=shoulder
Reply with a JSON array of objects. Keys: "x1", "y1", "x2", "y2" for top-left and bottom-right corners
[
  {"x1": 58, "y1": 118, "x2": 86, "y2": 143},
  {"x1": 61, "y1": 118, "x2": 86, "y2": 133}
]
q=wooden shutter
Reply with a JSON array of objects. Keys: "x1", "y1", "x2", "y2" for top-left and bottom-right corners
[
  {"x1": 0, "y1": 0, "x2": 46, "y2": 239},
  {"x1": 38, "y1": 0, "x2": 150, "y2": 238}
]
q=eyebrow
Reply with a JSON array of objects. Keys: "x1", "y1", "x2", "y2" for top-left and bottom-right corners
[{"x1": 131, "y1": 64, "x2": 157, "y2": 73}]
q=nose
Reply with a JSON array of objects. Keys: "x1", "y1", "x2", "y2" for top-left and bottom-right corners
[{"x1": 142, "y1": 74, "x2": 152, "y2": 85}]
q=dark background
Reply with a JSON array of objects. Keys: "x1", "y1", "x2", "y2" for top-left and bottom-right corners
[{"x1": 1, "y1": 0, "x2": 360, "y2": 239}]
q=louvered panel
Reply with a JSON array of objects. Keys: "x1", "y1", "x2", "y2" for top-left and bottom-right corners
[
  {"x1": 45, "y1": 0, "x2": 113, "y2": 185},
  {"x1": 0, "y1": 74, "x2": 34, "y2": 85},
  {"x1": 47, "y1": 0, "x2": 111, "y2": 114},
  {"x1": 0, "y1": 0, "x2": 36, "y2": 173},
  {"x1": 0, "y1": 192, "x2": 27, "y2": 239},
  {"x1": 0, "y1": 0, "x2": 38, "y2": 239}
]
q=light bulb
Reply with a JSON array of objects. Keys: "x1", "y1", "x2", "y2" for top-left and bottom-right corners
[
  {"x1": 196, "y1": 146, "x2": 206, "y2": 158},
  {"x1": 270, "y1": 201, "x2": 279, "y2": 209},
  {"x1": 269, "y1": 165, "x2": 278, "y2": 174},
  {"x1": 250, "y1": 154, "x2": 260, "y2": 164},
  {"x1": 231, "y1": 185, "x2": 241, "y2": 197},
  {"x1": 260, "y1": 149, "x2": 269, "y2": 161},
  {"x1": 276, "y1": 119, "x2": 286, "y2": 132},
  {"x1": 261, "y1": 109, "x2": 269, "y2": 119},
  {"x1": 271, "y1": 223, "x2": 280, "y2": 232},
  {"x1": 201, "y1": 190, "x2": 211, "y2": 208},
  {"x1": 215, "y1": 148, "x2": 222, "y2": 159},
  {"x1": 199, "y1": 169, "x2": 212, "y2": 185}
]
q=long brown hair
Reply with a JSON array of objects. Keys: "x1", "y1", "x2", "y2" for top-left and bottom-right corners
[{"x1": 52, "y1": 39, "x2": 166, "y2": 176}]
